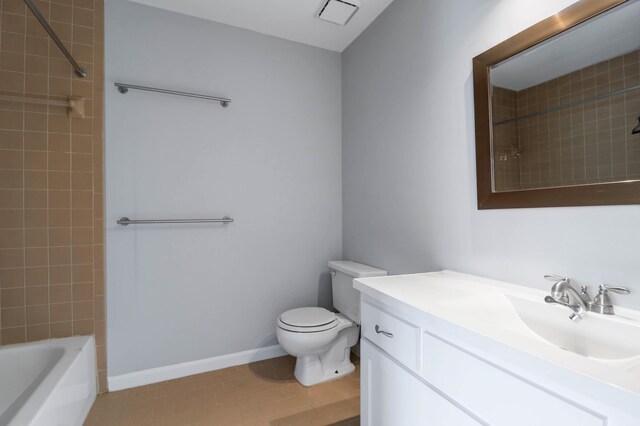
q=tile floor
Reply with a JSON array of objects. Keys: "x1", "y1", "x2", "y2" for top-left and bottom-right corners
[{"x1": 85, "y1": 355, "x2": 360, "y2": 425}]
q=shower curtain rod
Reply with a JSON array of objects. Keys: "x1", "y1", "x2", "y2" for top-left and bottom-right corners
[{"x1": 23, "y1": 0, "x2": 87, "y2": 78}]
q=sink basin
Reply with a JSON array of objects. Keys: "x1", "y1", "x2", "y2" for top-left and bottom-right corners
[
  {"x1": 424, "y1": 276, "x2": 640, "y2": 362},
  {"x1": 506, "y1": 295, "x2": 640, "y2": 361}
]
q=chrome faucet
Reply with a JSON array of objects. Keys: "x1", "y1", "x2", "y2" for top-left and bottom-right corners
[
  {"x1": 544, "y1": 275, "x2": 631, "y2": 319},
  {"x1": 544, "y1": 275, "x2": 589, "y2": 322}
]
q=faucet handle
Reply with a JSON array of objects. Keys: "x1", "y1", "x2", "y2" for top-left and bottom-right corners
[
  {"x1": 591, "y1": 285, "x2": 630, "y2": 315},
  {"x1": 599, "y1": 284, "x2": 630, "y2": 295},
  {"x1": 544, "y1": 274, "x2": 569, "y2": 282}
]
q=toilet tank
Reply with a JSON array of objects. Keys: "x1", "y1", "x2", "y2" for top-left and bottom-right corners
[{"x1": 328, "y1": 261, "x2": 387, "y2": 324}]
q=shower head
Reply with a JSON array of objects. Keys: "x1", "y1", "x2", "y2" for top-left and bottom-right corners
[{"x1": 633, "y1": 116, "x2": 640, "y2": 135}]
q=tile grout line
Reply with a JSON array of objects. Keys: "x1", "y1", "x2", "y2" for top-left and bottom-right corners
[{"x1": 45, "y1": 0, "x2": 51, "y2": 340}]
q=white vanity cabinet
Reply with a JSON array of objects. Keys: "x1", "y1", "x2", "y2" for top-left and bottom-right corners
[
  {"x1": 361, "y1": 339, "x2": 481, "y2": 426},
  {"x1": 356, "y1": 271, "x2": 640, "y2": 426}
]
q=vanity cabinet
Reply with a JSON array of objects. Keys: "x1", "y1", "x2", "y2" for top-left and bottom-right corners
[
  {"x1": 360, "y1": 298, "x2": 613, "y2": 426},
  {"x1": 361, "y1": 339, "x2": 480, "y2": 426}
]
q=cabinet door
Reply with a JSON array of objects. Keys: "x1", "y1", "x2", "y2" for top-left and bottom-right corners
[
  {"x1": 420, "y1": 332, "x2": 606, "y2": 426},
  {"x1": 361, "y1": 339, "x2": 483, "y2": 426}
]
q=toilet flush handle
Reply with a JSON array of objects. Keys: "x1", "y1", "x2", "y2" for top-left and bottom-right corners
[{"x1": 330, "y1": 269, "x2": 336, "y2": 277}]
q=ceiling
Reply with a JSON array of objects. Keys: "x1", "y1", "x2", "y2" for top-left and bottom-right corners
[
  {"x1": 491, "y1": 0, "x2": 640, "y2": 91},
  {"x1": 126, "y1": 0, "x2": 394, "y2": 52}
]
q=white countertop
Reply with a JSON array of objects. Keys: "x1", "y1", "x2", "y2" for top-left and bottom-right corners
[{"x1": 354, "y1": 270, "x2": 640, "y2": 398}]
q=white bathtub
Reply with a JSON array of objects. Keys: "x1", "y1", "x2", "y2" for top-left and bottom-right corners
[{"x1": 0, "y1": 336, "x2": 96, "y2": 426}]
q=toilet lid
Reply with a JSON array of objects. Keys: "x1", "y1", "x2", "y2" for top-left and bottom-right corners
[{"x1": 279, "y1": 307, "x2": 337, "y2": 328}]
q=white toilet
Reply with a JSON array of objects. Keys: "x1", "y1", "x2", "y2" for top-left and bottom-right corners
[{"x1": 277, "y1": 260, "x2": 387, "y2": 386}]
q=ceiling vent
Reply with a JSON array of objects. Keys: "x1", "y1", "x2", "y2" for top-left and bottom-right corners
[{"x1": 316, "y1": 0, "x2": 361, "y2": 26}]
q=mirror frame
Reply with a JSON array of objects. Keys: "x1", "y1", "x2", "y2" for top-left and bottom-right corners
[{"x1": 473, "y1": 0, "x2": 640, "y2": 209}]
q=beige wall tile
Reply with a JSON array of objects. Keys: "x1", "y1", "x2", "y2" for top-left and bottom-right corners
[
  {"x1": 25, "y1": 36, "x2": 48, "y2": 56},
  {"x1": 2, "y1": 306, "x2": 25, "y2": 327},
  {"x1": 71, "y1": 245, "x2": 92, "y2": 264},
  {"x1": 25, "y1": 151, "x2": 47, "y2": 170},
  {"x1": 0, "y1": 267, "x2": 25, "y2": 288},
  {"x1": 2, "y1": 12, "x2": 26, "y2": 33},
  {"x1": 25, "y1": 208, "x2": 47, "y2": 227},
  {"x1": 1, "y1": 288, "x2": 25, "y2": 308},
  {"x1": 25, "y1": 228, "x2": 47, "y2": 247},
  {"x1": 49, "y1": 246, "x2": 71, "y2": 265},
  {"x1": 25, "y1": 170, "x2": 47, "y2": 189},
  {"x1": 50, "y1": 302, "x2": 72, "y2": 322},
  {"x1": 72, "y1": 282, "x2": 93, "y2": 301},
  {"x1": 25, "y1": 266, "x2": 47, "y2": 286},
  {"x1": 73, "y1": 300, "x2": 93, "y2": 319},
  {"x1": 72, "y1": 263, "x2": 93, "y2": 282},
  {"x1": 0, "y1": 130, "x2": 23, "y2": 150},
  {"x1": 24, "y1": 131, "x2": 47, "y2": 150},
  {"x1": 26, "y1": 323, "x2": 49, "y2": 341},
  {"x1": 0, "y1": 190, "x2": 22, "y2": 208},
  {"x1": 0, "y1": 170, "x2": 23, "y2": 189},
  {"x1": 73, "y1": 7, "x2": 94, "y2": 27},
  {"x1": 25, "y1": 305, "x2": 48, "y2": 326},
  {"x1": 25, "y1": 247, "x2": 47, "y2": 267},
  {"x1": 0, "y1": 209, "x2": 23, "y2": 228},
  {"x1": 0, "y1": 229, "x2": 23, "y2": 249},
  {"x1": 24, "y1": 55, "x2": 47, "y2": 75},
  {"x1": 50, "y1": 321, "x2": 72, "y2": 338},
  {"x1": 0, "y1": 32, "x2": 25, "y2": 54},
  {"x1": 0, "y1": 248, "x2": 24, "y2": 268},
  {"x1": 24, "y1": 189, "x2": 48, "y2": 211},
  {"x1": 72, "y1": 208, "x2": 92, "y2": 227},
  {"x1": 0, "y1": 0, "x2": 105, "y2": 393},
  {"x1": 0, "y1": 110, "x2": 24, "y2": 130},
  {"x1": 50, "y1": 284, "x2": 71, "y2": 303},
  {"x1": 73, "y1": 319, "x2": 93, "y2": 334},
  {"x1": 2, "y1": 326, "x2": 26, "y2": 344},
  {"x1": 0, "y1": 150, "x2": 23, "y2": 169},
  {"x1": 71, "y1": 227, "x2": 92, "y2": 245},
  {"x1": 0, "y1": 70, "x2": 24, "y2": 92},
  {"x1": 49, "y1": 227, "x2": 71, "y2": 246},
  {"x1": 71, "y1": 171, "x2": 92, "y2": 190},
  {"x1": 49, "y1": 190, "x2": 70, "y2": 209},
  {"x1": 49, "y1": 265, "x2": 71, "y2": 285},
  {"x1": 49, "y1": 171, "x2": 70, "y2": 190},
  {"x1": 49, "y1": 152, "x2": 71, "y2": 171},
  {"x1": 26, "y1": 285, "x2": 48, "y2": 305}
]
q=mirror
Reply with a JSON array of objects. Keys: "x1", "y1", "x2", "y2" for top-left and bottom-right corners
[{"x1": 473, "y1": 0, "x2": 640, "y2": 209}]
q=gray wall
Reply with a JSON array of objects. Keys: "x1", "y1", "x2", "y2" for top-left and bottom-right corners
[
  {"x1": 105, "y1": 0, "x2": 342, "y2": 375},
  {"x1": 343, "y1": 0, "x2": 640, "y2": 309}
]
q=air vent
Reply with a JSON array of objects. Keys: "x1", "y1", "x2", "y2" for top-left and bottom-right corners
[{"x1": 316, "y1": 0, "x2": 361, "y2": 26}]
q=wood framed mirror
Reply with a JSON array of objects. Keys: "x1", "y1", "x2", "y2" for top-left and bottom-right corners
[{"x1": 473, "y1": 0, "x2": 640, "y2": 209}]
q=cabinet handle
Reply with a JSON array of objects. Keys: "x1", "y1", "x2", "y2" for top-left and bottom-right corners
[{"x1": 375, "y1": 325, "x2": 393, "y2": 338}]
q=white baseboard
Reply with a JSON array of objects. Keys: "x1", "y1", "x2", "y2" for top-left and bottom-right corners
[{"x1": 107, "y1": 345, "x2": 287, "y2": 391}]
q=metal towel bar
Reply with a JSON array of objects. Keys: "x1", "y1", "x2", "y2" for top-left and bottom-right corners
[
  {"x1": 114, "y1": 83, "x2": 231, "y2": 107},
  {"x1": 117, "y1": 217, "x2": 234, "y2": 226}
]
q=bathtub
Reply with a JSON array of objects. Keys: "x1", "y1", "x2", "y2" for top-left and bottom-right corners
[{"x1": 0, "y1": 336, "x2": 96, "y2": 426}]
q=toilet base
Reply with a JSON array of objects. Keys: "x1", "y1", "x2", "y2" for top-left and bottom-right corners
[
  {"x1": 294, "y1": 354, "x2": 355, "y2": 387},
  {"x1": 293, "y1": 328, "x2": 357, "y2": 386}
]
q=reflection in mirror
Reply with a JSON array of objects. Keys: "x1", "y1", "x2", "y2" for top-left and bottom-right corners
[{"x1": 490, "y1": 1, "x2": 640, "y2": 192}]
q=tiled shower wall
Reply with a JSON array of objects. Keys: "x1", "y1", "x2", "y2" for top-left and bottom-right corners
[
  {"x1": 0, "y1": 0, "x2": 106, "y2": 392},
  {"x1": 493, "y1": 49, "x2": 640, "y2": 190},
  {"x1": 492, "y1": 87, "x2": 520, "y2": 191}
]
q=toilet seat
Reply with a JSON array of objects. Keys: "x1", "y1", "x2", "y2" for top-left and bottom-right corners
[{"x1": 278, "y1": 307, "x2": 338, "y2": 333}]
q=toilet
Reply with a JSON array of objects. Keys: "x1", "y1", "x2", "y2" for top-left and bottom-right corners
[{"x1": 277, "y1": 260, "x2": 387, "y2": 386}]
